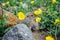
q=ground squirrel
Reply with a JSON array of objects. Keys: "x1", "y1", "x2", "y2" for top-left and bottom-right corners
[{"x1": 19, "y1": 12, "x2": 40, "y2": 31}]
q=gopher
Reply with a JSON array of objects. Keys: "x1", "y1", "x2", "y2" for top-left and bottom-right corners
[{"x1": 19, "y1": 12, "x2": 40, "y2": 31}]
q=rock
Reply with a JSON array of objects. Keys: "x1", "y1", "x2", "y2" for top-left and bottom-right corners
[
  {"x1": 2, "y1": 24, "x2": 33, "y2": 40},
  {"x1": 0, "y1": 7, "x2": 19, "y2": 27},
  {"x1": 22, "y1": 3, "x2": 28, "y2": 10}
]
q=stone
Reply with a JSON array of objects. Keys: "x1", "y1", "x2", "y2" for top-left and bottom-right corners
[
  {"x1": 2, "y1": 24, "x2": 33, "y2": 40},
  {"x1": 0, "y1": 7, "x2": 19, "y2": 27}
]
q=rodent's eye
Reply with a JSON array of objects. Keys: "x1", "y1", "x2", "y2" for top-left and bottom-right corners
[
  {"x1": 27, "y1": 16, "x2": 29, "y2": 17},
  {"x1": 31, "y1": 15, "x2": 33, "y2": 17}
]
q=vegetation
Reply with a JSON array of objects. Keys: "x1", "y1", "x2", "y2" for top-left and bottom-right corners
[{"x1": 0, "y1": 0, "x2": 60, "y2": 40}]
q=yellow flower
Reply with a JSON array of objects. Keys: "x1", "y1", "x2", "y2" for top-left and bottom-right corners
[
  {"x1": 36, "y1": 17, "x2": 41, "y2": 22},
  {"x1": 34, "y1": 10, "x2": 38, "y2": 15},
  {"x1": 31, "y1": 1, "x2": 34, "y2": 5},
  {"x1": 52, "y1": 0, "x2": 56, "y2": 4},
  {"x1": 2, "y1": 3, "x2": 6, "y2": 7},
  {"x1": 37, "y1": 8, "x2": 42, "y2": 14},
  {"x1": 6, "y1": 1, "x2": 10, "y2": 4},
  {"x1": 34, "y1": 8, "x2": 42, "y2": 15},
  {"x1": 55, "y1": 19, "x2": 60, "y2": 24},
  {"x1": 20, "y1": 2, "x2": 23, "y2": 5},
  {"x1": 46, "y1": 36, "x2": 54, "y2": 40},
  {"x1": 17, "y1": 12, "x2": 25, "y2": 20}
]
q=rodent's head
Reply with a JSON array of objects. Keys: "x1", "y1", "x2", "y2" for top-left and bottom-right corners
[
  {"x1": 25, "y1": 12, "x2": 36, "y2": 20},
  {"x1": 25, "y1": 12, "x2": 40, "y2": 31},
  {"x1": 25, "y1": 12, "x2": 38, "y2": 22}
]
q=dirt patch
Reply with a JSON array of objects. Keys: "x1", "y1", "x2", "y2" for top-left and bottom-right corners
[{"x1": 32, "y1": 31, "x2": 46, "y2": 40}]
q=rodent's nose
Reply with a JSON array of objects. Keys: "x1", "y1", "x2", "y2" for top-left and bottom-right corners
[
  {"x1": 31, "y1": 26, "x2": 36, "y2": 31},
  {"x1": 31, "y1": 25, "x2": 39, "y2": 31}
]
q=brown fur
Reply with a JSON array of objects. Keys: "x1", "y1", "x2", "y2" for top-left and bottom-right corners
[{"x1": 19, "y1": 12, "x2": 40, "y2": 31}]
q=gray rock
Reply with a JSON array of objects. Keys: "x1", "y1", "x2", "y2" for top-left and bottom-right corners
[
  {"x1": 2, "y1": 24, "x2": 33, "y2": 40},
  {"x1": 22, "y1": 3, "x2": 28, "y2": 10}
]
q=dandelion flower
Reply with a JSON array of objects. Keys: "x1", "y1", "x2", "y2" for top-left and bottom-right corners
[
  {"x1": 34, "y1": 10, "x2": 38, "y2": 15},
  {"x1": 52, "y1": 0, "x2": 56, "y2": 4},
  {"x1": 37, "y1": 8, "x2": 42, "y2": 14},
  {"x1": 55, "y1": 19, "x2": 60, "y2": 24},
  {"x1": 34, "y1": 8, "x2": 42, "y2": 15},
  {"x1": 31, "y1": 1, "x2": 34, "y2": 5},
  {"x1": 46, "y1": 36, "x2": 54, "y2": 40},
  {"x1": 2, "y1": 3, "x2": 6, "y2": 7},
  {"x1": 17, "y1": 12, "x2": 25, "y2": 20},
  {"x1": 6, "y1": 1, "x2": 10, "y2": 4},
  {"x1": 36, "y1": 17, "x2": 41, "y2": 22},
  {"x1": 20, "y1": 2, "x2": 23, "y2": 5}
]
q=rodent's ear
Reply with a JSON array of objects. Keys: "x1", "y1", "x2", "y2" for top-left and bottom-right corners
[
  {"x1": 25, "y1": 12, "x2": 37, "y2": 18},
  {"x1": 30, "y1": 14, "x2": 34, "y2": 17},
  {"x1": 25, "y1": 12, "x2": 32, "y2": 17}
]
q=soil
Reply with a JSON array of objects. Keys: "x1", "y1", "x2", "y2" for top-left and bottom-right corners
[
  {"x1": 32, "y1": 30, "x2": 46, "y2": 40},
  {"x1": 32, "y1": 30, "x2": 60, "y2": 40}
]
